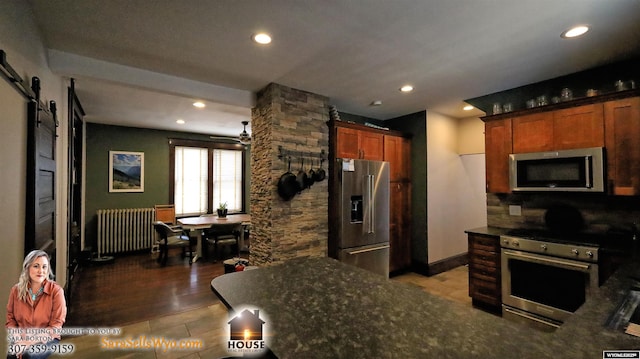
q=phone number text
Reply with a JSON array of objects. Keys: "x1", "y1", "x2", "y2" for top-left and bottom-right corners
[{"x1": 8, "y1": 343, "x2": 74, "y2": 355}]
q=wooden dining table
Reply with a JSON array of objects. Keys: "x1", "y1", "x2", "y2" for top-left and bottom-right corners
[{"x1": 178, "y1": 213, "x2": 251, "y2": 263}]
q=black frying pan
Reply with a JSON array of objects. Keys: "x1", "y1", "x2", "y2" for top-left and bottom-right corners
[
  {"x1": 296, "y1": 157, "x2": 308, "y2": 192},
  {"x1": 313, "y1": 158, "x2": 326, "y2": 182},
  {"x1": 278, "y1": 157, "x2": 299, "y2": 201},
  {"x1": 305, "y1": 157, "x2": 316, "y2": 188}
]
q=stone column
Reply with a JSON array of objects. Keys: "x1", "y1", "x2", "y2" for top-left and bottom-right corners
[{"x1": 250, "y1": 83, "x2": 329, "y2": 266}]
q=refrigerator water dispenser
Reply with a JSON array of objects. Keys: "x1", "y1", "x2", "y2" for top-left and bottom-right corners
[{"x1": 351, "y1": 196, "x2": 363, "y2": 223}]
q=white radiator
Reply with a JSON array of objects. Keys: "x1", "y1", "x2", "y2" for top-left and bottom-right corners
[{"x1": 96, "y1": 208, "x2": 155, "y2": 255}]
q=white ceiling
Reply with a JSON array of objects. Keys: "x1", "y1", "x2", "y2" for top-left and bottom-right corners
[{"x1": 28, "y1": 0, "x2": 640, "y2": 137}]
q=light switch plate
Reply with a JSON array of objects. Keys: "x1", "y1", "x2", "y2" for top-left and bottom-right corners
[{"x1": 509, "y1": 205, "x2": 522, "y2": 216}]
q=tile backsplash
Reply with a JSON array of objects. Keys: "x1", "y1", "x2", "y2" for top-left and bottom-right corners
[{"x1": 487, "y1": 193, "x2": 640, "y2": 238}]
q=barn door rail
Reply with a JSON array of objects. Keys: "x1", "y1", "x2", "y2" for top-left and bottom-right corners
[{"x1": 0, "y1": 49, "x2": 36, "y2": 100}]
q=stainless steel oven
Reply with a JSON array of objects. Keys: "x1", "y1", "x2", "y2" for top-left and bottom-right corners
[{"x1": 501, "y1": 235, "x2": 599, "y2": 330}]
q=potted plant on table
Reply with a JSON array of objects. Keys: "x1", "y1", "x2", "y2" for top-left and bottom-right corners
[{"x1": 217, "y1": 202, "x2": 228, "y2": 218}]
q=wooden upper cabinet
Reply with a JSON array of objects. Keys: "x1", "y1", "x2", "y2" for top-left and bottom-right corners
[
  {"x1": 384, "y1": 135, "x2": 411, "y2": 182},
  {"x1": 553, "y1": 104, "x2": 604, "y2": 150},
  {"x1": 335, "y1": 126, "x2": 383, "y2": 160},
  {"x1": 359, "y1": 131, "x2": 384, "y2": 160},
  {"x1": 512, "y1": 112, "x2": 553, "y2": 153},
  {"x1": 485, "y1": 119, "x2": 512, "y2": 193},
  {"x1": 512, "y1": 104, "x2": 604, "y2": 153},
  {"x1": 336, "y1": 127, "x2": 361, "y2": 159},
  {"x1": 604, "y1": 97, "x2": 640, "y2": 196},
  {"x1": 484, "y1": 93, "x2": 640, "y2": 196}
]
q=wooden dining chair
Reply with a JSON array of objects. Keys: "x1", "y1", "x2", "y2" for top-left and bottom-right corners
[
  {"x1": 153, "y1": 221, "x2": 195, "y2": 266},
  {"x1": 153, "y1": 204, "x2": 177, "y2": 254},
  {"x1": 202, "y1": 222, "x2": 241, "y2": 262},
  {"x1": 155, "y1": 204, "x2": 177, "y2": 225},
  {"x1": 153, "y1": 204, "x2": 196, "y2": 255}
]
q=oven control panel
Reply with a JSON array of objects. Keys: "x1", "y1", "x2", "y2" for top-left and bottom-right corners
[{"x1": 500, "y1": 235, "x2": 599, "y2": 262}]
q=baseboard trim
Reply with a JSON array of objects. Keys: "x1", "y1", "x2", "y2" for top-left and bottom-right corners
[
  {"x1": 410, "y1": 260, "x2": 430, "y2": 276},
  {"x1": 427, "y1": 252, "x2": 468, "y2": 276},
  {"x1": 412, "y1": 252, "x2": 468, "y2": 277}
]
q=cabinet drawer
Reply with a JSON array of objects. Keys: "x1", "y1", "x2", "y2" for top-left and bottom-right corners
[
  {"x1": 470, "y1": 249, "x2": 499, "y2": 266},
  {"x1": 470, "y1": 270, "x2": 499, "y2": 283},
  {"x1": 470, "y1": 280, "x2": 501, "y2": 305},
  {"x1": 470, "y1": 264, "x2": 499, "y2": 278},
  {"x1": 470, "y1": 235, "x2": 499, "y2": 249},
  {"x1": 470, "y1": 257, "x2": 498, "y2": 268},
  {"x1": 471, "y1": 279, "x2": 499, "y2": 294},
  {"x1": 471, "y1": 241, "x2": 498, "y2": 253}
]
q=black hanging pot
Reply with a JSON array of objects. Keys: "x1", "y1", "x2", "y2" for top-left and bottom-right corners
[
  {"x1": 278, "y1": 157, "x2": 299, "y2": 201},
  {"x1": 313, "y1": 158, "x2": 326, "y2": 182},
  {"x1": 305, "y1": 157, "x2": 316, "y2": 188},
  {"x1": 296, "y1": 157, "x2": 308, "y2": 192}
]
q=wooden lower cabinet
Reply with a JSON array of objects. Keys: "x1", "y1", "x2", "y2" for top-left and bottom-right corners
[
  {"x1": 389, "y1": 182, "x2": 411, "y2": 272},
  {"x1": 468, "y1": 233, "x2": 501, "y2": 311}
]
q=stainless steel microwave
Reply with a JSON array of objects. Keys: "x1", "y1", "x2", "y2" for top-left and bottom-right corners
[{"x1": 509, "y1": 147, "x2": 605, "y2": 192}]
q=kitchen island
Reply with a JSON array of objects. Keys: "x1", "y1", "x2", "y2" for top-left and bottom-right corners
[{"x1": 211, "y1": 256, "x2": 640, "y2": 358}]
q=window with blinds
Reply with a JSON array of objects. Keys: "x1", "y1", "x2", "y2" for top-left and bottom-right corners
[
  {"x1": 172, "y1": 142, "x2": 245, "y2": 216},
  {"x1": 174, "y1": 146, "x2": 208, "y2": 216},
  {"x1": 213, "y1": 149, "x2": 243, "y2": 212}
]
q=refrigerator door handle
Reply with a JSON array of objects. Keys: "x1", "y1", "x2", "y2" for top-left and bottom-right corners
[
  {"x1": 367, "y1": 174, "x2": 375, "y2": 234},
  {"x1": 346, "y1": 244, "x2": 390, "y2": 255}
]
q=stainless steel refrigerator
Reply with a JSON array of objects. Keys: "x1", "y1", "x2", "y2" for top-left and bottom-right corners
[{"x1": 335, "y1": 158, "x2": 390, "y2": 277}]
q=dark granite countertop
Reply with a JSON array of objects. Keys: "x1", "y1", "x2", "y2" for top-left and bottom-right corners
[
  {"x1": 465, "y1": 226, "x2": 636, "y2": 253},
  {"x1": 464, "y1": 226, "x2": 510, "y2": 238},
  {"x1": 211, "y1": 256, "x2": 640, "y2": 358}
]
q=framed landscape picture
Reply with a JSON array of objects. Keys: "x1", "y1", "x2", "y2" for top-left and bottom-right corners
[{"x1": 109, "y1": 151, "x2": 144, "y2": 192}]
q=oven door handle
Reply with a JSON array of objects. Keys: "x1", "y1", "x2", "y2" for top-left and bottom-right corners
[
  {"x1": 503, "y1": 249, "x2": 592, "y2": 272},
  {"x1": 503, "y1": 307, "x2": 561, "y2": 329}
]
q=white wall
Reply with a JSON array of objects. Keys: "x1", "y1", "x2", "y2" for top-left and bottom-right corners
[
  {"x1": 457, "y1": 116, "x2": 485, "y2": 155},
  {"x1": 0, "y1": 1, "x2": 67, "y2": 354},
  {"x1": 426, "y1": 111, "x2": 486, "y2": 264}
]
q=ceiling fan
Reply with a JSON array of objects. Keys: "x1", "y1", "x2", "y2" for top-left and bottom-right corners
[
  {"x1": 209, "y1": 121, "x2": 251, "y2": 144},
  {"x1": 238, "y1": 120, "x2": 251, "y2": 144}
]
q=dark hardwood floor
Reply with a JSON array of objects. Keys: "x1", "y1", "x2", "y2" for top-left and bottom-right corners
[{"x1": 65, "y1": 250, "x2": 226, "y2": 327}]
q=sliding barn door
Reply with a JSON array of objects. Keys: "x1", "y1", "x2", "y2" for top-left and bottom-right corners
[
  {"x1": 67, "y1": 79, "x2": 84, "y2": 299},
  {"x1": 25, "y1": 77, "x2": 57, "y2": 268}
]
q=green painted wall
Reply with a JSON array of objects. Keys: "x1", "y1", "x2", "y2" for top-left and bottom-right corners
[{"x1": 85, "y1": 123, "x2": 250, "y2": 251}]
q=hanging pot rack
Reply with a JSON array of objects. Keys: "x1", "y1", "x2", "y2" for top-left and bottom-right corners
[{"x1": 277, "y1": 146, "x2": 326, "y2": 163}]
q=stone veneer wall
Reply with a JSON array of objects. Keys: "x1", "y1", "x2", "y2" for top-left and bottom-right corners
[
  {"x1": 487, "y1": 193, "x2": 640, "y2": 237},
  {"x1": 250, "y1": 83, "x2": 329, "y2": 266}
]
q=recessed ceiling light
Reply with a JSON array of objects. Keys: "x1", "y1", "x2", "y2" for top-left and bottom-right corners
[
  {"x1": 193, "y1": 101, "x2": 205, "y2": 108},
  {"x1": 371, "y1": 100, "x2": 383, "y2": 106},
  {"x1": 253, "y1": 33, "x2": 272, "y2": 44},
  {"x1": 176, "y1": 119, "x2": 185, "y2": 124},
  {"x1": 463, "y1": 105, "x2": 474, "y2": 111},
  {"x1": 561, "y1": 25, "x2": 589, "y2": 38},
  {"x1": 400, "y1": 85, "x2": 414, "y2": 93}
]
